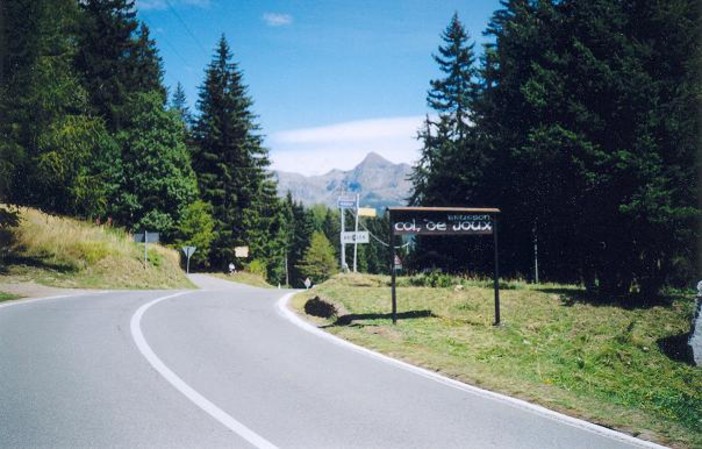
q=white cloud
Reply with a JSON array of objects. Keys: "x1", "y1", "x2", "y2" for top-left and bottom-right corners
[
  {"x1": 263, "y1": 12, "x2": 293, "y2": 27},
  {"x1": 268, "y1": 116, "x2": 424, "y2": 176}
]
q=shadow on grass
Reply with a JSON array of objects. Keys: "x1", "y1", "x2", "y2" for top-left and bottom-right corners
[
  {"x1": 537, "y1": 287, "x2": 676, "y2": 310},
  {"x1": 3, "y1": 254, "x2": 78, "y2": 273},
  {"x1": 322, "y1": 310, "x2": 435, "y2": 328},
  {"x1": 657, "y1": 333, "x2": 695, "y2": 366}
]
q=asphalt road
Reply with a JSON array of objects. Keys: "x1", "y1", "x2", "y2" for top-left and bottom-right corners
[{"x1": 0, "y1": 275, "x2": 668, "y2": 449}]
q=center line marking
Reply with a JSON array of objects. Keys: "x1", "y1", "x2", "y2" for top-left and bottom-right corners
[{"x1": 130, "y1": 292, "x2": 279, "y2": 449}]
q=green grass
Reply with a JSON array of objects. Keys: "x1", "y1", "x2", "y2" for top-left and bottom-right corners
[
  {"x1": 292, "y1": 273, "x2": 701, "y2": 449},
  {"x1": 0, "y1": 292, "x2": 22, "y2": 302},
  {"x1": 0, "y1": 206, "x2": 193, "y2": 290}
]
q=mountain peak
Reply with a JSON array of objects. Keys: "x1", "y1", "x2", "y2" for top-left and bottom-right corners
[
  {"x1": 359, "y1": 151, "x2": 390, "y2": 167},
  {"x1": 274, "y1": 151, "x2": 411, "y2": 208}
]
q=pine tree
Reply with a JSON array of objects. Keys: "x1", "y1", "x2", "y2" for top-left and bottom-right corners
[
  {"x1": 192, "y1": 35, "x2": 275, "y2": 268},
  {"x1": 76, "y1": 0, "x2": 141, "y2": 131},
  {"x1": 280, "y1": 193, "x2": 315, "y2": 286},
  {"x1": 170, "y1": 82, "x2": 193, "y2": 128},
  {"x1": 478, "y1": 0, "x2": 700, "y2": 295},
  {"x1": 427, "y1": 13, "x2": 477, "y2": 140},
  {"x1": 126, "y1": 22, "x2": 166, "y2": 101},
  {"x1": 296, "y1": 231, "x2": 338, "y2": 284},
  {"x1": 1, "y1": 0, "x2": 121, "y2": 217},
  {"x1": 410, "y1": 13, "x2": 482, "y2": 208}
]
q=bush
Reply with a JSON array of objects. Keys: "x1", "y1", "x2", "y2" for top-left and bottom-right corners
[
  {"x1": 304, "y1": 296, "x2": 337, "y2": 318},
  {"x1": 246, "y1": 258, "x2": 268, "y2": 277},
  {"x1": 408, "y1": 270, "x2": 458, "y2": 288}
]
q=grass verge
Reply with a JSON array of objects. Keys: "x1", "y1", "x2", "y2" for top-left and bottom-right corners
[
  {"x1": 208, "y1": 271, "x2": 272, "y2": 288},
  {"x1": 0, "y1": 292, "x2": 22, "y2": 302},
  {"x1": 0, "y1": 206, "x2": 193, "y2": 290},
  {"x1": 291, "y1": 273, "x2": 700, "y2": 449}
]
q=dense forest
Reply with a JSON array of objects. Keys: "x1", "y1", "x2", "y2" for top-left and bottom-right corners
[
  {"x1": 0, "y1": 0, "x2": 699, "y2": 297},
  {"x1": 410, "y1": 0, "x2": 700, "y2": 299},
  {"x1": 0, "y1": 0, "x2": 390, "y2": 287}
]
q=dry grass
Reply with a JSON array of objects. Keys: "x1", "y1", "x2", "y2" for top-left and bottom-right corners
[
  {"x1": 293, "y1": 273, "x2": 701, "y2": 449},
  {"x1": 0, "y1": 206, "x2": 193, "y2": 289}
]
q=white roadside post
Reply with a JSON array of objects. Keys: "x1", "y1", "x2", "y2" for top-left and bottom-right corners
[
  {"x1": 337, "y1": 194, "x2": 356, "y2": 272},
  {"x1": 353, "y1": 194, "x2": 360, "y2": 272}
]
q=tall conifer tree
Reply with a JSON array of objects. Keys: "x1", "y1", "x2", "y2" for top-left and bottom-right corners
[
  {"x1": 192, "y1": 35, "x2": 277, "y2": 268},
  {"x1": 410, "y1": 13, "x2": 481, "y2": 208},
  {"x1": 76, "y1": 0, "x2": 141, "y2": 131}
]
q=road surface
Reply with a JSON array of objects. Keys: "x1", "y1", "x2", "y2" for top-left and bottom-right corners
[{"x1": 0, "y1": 275, "x2": 667, "y2": 448}]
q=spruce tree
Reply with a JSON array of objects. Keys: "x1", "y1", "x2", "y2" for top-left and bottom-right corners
[
  {"x1": 192, "y1": 35, "x2": 275, "y2": 268},
  {"x1": 283, "y1": 194, "x2": 315, "y2": 287},
  {"x1": 170, "y1": 82, "x2": 193, "y2": 128},
  {"x1": 410, "y1": 13, "x2": 482, "y2": 208},
  {"x1": 76, "y1": 0, "x2": 141, "y2": 131},
  {"x1": 478, "y1": 0, "x2": 700, "y2": 295}
]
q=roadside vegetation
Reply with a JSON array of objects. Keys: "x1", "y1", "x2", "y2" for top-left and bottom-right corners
[
  {"x1": 293, "y1": 273, "x2": 700, "y2": 449},
  {"x1": 0, "y1": 206, "x2": 193, "y2": 291},
  {"x1": 209, "y1": 271, "x2": 272, "y2": 289},
  {"x1": 0, "y1": 292, "x2": 22, "y2": 302}
]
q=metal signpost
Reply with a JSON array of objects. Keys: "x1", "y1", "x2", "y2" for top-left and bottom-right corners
[
  {"x1": 388, "y1": 207, "x2": 501, "y2": 325},
  {"x1": 134, "y1": 231, "x2": 160, "y2": 265},
  {"x1": 182, "y1": 246, "x2": 196, "y2": 274},
  {"x1": 338, "y1": 195, "x2": 355, "y2": 271}
]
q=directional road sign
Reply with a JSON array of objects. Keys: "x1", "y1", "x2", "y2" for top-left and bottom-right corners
[{"x1": 341, "y1": 231, "x2": 369, "y2": 244}]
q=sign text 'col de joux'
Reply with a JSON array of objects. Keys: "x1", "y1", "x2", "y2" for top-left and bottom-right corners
[{"x1": 392, "y1": 212, "x2": 494, "y2": 235}]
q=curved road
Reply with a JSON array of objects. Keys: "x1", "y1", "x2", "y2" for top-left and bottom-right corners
[{"x1": 0, "y1": 275, "x2": 667, "y2": 449}]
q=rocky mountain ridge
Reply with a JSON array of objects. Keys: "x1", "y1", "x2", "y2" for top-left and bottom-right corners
[{"x1": 273, "y1": 152, "x2": 412, "y2": 209}]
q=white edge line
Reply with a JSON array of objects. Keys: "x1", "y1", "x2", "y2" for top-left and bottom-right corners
[
  {"x1": 130, "y1": 291, "x2": 279, "y2": 449},
  {"x1": 276, "y1": 292, "x2": 670, "y2": 449}
]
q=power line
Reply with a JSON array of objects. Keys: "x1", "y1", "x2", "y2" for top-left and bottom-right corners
[
  {"x1": 349, "y1": 209, "x2": 410, "y2": 249},
  {"x1": 140, "y1": 16, "x2": 191, "y2": 68},
  {"x1": 163, "y1": 0, "x2": 210, "y2": 56}
]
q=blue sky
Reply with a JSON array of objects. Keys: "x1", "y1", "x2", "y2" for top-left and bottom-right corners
[{"x1": 137, "y1": 0, "x2": 501, "y2": 175}]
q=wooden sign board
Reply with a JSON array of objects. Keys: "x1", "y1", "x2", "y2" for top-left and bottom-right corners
[{"x1": 388, "y1": 207, "x2": 502, "y2": 325}]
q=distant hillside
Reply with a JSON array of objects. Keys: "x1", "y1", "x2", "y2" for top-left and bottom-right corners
[{"x1": 273, "y1": 152, "x2": 412, "y2": 209}]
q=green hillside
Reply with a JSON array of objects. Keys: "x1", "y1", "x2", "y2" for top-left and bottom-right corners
[{"x1": 0, "y1": 206, "x2": 193, "y2": 290}]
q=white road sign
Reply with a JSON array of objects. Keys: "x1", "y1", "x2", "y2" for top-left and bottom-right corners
[{"x1": 341, "y1": 231, "x2": 369, "y2": 244}]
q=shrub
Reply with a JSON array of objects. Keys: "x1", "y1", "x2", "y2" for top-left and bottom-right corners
[
  {"x1": 246, "y1": 258, "x2": 268, "y2": 277},
  {"x1": 304, "y1": 296, "x2": 337, "y2": 318}
]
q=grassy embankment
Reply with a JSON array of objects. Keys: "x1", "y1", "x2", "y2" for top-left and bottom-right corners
[
  {"x1": 0, "y1": 206, "x2": 193, "y2": 294},
  {"x1": 292, "y1": 273, "x2": 700, "y2": 449},
  {"x1": 209, "y1": 271, "x2": 272, "y2": 288}
]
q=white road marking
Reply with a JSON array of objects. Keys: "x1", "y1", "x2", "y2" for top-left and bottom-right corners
[
  {"x1": 0, "y1": 291, "x2": 109, "y2": 309},
  {"x1": 276, "y1": 292, "x2": 670, "y2": 449},
  {"x1": 131, "y1": 292, "x2": 279, "y2": 449}
]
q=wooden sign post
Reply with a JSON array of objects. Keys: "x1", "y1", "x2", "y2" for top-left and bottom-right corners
[{"x1": 388, "y1": 207, "x2": 502, "y2": 325}]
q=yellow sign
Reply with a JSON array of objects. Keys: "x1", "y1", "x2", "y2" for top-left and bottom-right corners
[{"x1": 358, "y1": 207, "x2": 377, "y2": 217}]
